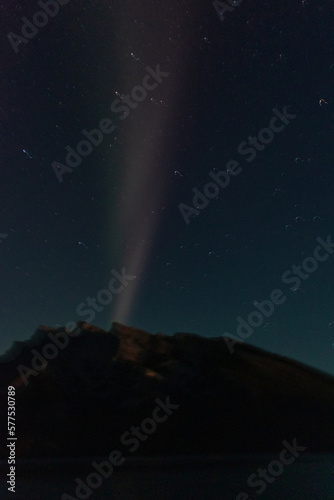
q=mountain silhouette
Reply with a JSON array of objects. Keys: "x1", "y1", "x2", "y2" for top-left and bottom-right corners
[{"x1": 1, "y1": 321, "x2": 333, "y2": 457}]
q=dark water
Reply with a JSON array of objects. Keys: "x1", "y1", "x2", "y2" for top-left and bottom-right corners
[{"x1": 0, "y1": 454, "x2": 333, "y2": 500}]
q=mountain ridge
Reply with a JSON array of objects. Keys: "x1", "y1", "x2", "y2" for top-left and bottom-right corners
[{"x1": 1, "y1": 321, "x2": 333, "y2": 457}]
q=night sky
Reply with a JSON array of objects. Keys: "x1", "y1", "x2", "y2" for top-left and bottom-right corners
[{"x1": 1, "y1": 0, "x2": 334, "y2": 375}]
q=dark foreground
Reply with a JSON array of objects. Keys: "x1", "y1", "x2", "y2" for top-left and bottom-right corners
[
  {"x1": 0, "y1": 454, "x2": 333, "y2": 500},
  {"x1": 2, "y1": 322, "x2": 334, "y2": 458}
]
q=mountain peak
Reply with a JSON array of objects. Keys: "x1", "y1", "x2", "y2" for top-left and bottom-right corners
[{"x1": 1, "y1": 322, "x2": 334, "y2": 457}]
